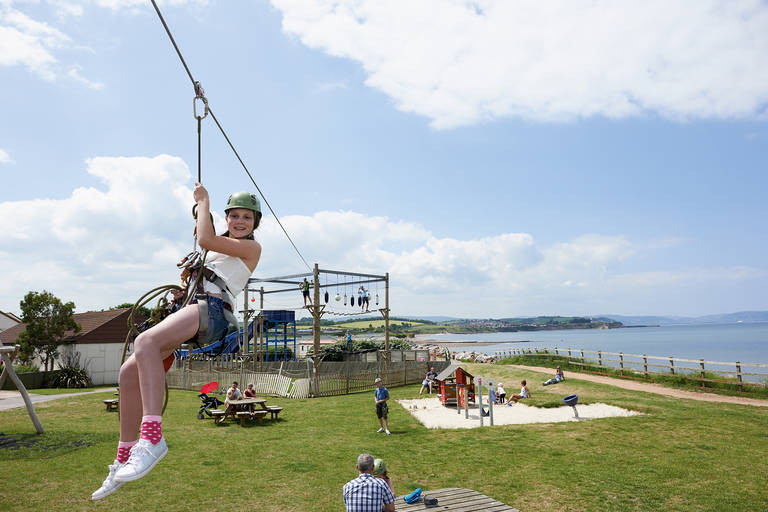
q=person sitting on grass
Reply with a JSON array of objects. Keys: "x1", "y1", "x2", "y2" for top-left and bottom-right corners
[
  {"x1": 542, "y1": 366, "x2": 565, "y2": 386},
  {"x1": 508, "y1": 380, "x2": 531, "y2": 404}
]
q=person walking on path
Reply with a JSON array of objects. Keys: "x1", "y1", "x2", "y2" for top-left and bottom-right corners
[
  {"x1": 342, "y1": 453, "x2": 395, "y2": 512},
  {"x1": 374, "y1": 378, "x2": 391, "y2": 435},
  {"x1": 91, "y1": 185, "x2": 261, "y2": 500}
]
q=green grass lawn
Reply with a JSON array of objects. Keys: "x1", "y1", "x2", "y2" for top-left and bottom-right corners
[{"x1": 1, "y1": 363, "x2": 766, "y2": 511}]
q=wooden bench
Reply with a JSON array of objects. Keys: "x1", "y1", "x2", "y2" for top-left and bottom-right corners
[
  {"x1": 236, "y1": 410, "x2": 268, "y2": 426},
  {"x1": 265, "y1": 406, "x2": 283, "y2": 420},
  {"x1": 103, "y1": 398, "x2": 119, "y2": 412},
  {"x1": 209, "y1": 409, "x2": 226, "y2": 424}
]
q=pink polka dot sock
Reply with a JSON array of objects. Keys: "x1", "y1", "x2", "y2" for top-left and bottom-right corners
[
  {"x1": 140, "y1": 415, "x2": 163, "y2": 445},
  {"x1": 116, "y1": 440, "x2": 137, "y2": 463}
]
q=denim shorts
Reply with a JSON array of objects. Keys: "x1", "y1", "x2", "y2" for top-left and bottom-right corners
[{"x1": 191, "y1": 295, "x2": 231, "y2": 345}]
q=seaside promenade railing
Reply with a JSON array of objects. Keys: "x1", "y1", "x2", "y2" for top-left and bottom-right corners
[{"x1": 494, "y1": 347, "x2": 768, "y2": 390}]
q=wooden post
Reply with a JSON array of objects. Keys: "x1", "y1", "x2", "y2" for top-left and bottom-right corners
[
  {"x1": 669, "y1": 358, "x2": 675, "y2": 375},
  {"x1": 598, "y1": 351, "x2": 602, "y2": 370},
  {"x1": 242, "y1": 285, "x2": 249, "y2": 353},
  {"x1": 700, "y1": 359, "x2": 706, "y2": 388},
  {"x1": 384, "y1": 272, "x2": 390, "y2": 374},
  {"x1": 312, "y1": 263, "x2": 321, "y2": 397},
  {"x1": 580, "y1": 350, "x2": 584, "y2": 365},
  {"x1": 259, "y1": 286, "x2": 264, "y2": 370},
  {"x1": 736, "y1": 362, "x2": 743, "y2": 392},
  {"x1": 643, "y1": 355, "x2": 648, "y2": 378},
  {"x1": 619, "y1": 353, "x2": 624, "y2": 375},
  {"x1": 554, "y1": 347, "x2": 559, "y2": 355},
  {"x1": 568, "y1": 348, "x2": 572, "y2": 358},
  {"x1": 1, "y1": 346, "x2": 44, "y2": 434}
]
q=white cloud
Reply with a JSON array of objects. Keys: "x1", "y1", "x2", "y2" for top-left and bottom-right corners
[
  {"x1": 94, "y1": 0, "x2": 208, "y2": 10},
  {"x1": 1, "y1": 155, "x2": 765, "y2": 316},
  {"x1": 271, "y1": 0, "x2": 768, "y2": 128},
  {"x1": 0, "y1": 148, "x2": 12, "y2": 164},
  {"x1": 0, "y1": 0, "x2": 208, "y2": 86},
  {"x1": 0, "y1": 155, "x2": 195, "y2": 312},
  {"x1": 67, "y1": 65, "x2": 104, "y2": 90},
  {"x1": 50, "y1": 1, "x2": 84, "y2": 20}
]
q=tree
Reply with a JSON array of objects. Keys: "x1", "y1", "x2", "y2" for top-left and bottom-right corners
[
  {"x1": 112, "y1": 302, "x2": 151, "y2": 319},
  {"x1": 17, "y1": 291, "x2": 80, "y2": 372}
]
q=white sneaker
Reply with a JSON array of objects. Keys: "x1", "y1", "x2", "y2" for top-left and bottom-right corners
[
  {"x1": 91, "y1": 460, "x2": 126, "y2": 500},
  {"x1": 376, "y1": 428, "x2": 385, "y2": 433},
  {"x1": 385, "y1": 429, "x2": 391, "y2": 435},
  {"x1": 114, "y1": 438, "x2": 167, "y2": 483}
]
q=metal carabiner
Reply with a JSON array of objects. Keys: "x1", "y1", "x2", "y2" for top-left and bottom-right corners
[{"x1": 193, "y1": 80, "x2": 209, "y2": 120}]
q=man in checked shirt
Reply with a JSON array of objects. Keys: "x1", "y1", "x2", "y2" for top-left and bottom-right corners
[{"x1": 343, "y1": 453, "x2": 395, "y2": 512}]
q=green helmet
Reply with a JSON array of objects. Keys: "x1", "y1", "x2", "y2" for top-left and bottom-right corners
[
  {"x1": 225, "y1": 191, "x2": 261, "y2": 214},
  {"x1": 373, "y1": 458, "x2": 386, "y2": 476}
]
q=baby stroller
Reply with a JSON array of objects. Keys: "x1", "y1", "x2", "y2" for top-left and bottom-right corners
[
  {"x1": 197, "y1": 381, "x2": 223, "y2": 419},
  {"x1": 198, "y1": 393, "x2": 224, "y2": 419}
]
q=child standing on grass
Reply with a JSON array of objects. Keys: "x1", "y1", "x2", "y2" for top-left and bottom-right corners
[
  {"x1": 496, "y1": 382, "x2": 506, "y2": 404},
  {"x1": 374, "y1": 377, "x2": 391, "y2": 435},
  {"x1": 91, "y1": 185, "x2": 262, "y2": 501}
]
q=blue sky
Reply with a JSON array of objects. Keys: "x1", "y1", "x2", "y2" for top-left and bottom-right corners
[{"x1": 1, "y1": 0, "x2": 767, "y2": 319}]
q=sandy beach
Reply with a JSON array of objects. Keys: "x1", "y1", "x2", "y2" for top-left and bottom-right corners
[{"x1": 397, "y1": 396, "x2": 640, "y2": 429}]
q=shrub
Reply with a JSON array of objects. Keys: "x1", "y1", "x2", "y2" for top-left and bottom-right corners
[{"x1": 50, "y1": 351, "x2": 92, "y2": 389}]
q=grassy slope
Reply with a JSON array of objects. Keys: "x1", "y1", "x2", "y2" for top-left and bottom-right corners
[
  {"x1": 0, "y1": 363, "x2": 766, "y2": 511},
  {"x1": 334, "y1": 319, "x2": 427, "y2": 329}
]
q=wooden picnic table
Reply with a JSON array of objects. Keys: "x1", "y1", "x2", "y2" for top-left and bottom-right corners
[
  {"x1": 395, "y1": 488, "x2": 519, "y2": 511},
  {"x1": 216, "y1": 397, "x2": 266, "y2": 423}
]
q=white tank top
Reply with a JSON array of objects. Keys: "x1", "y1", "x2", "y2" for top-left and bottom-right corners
[{"x1": 203, "y1": 250, "x2": 252, "y2": 304}]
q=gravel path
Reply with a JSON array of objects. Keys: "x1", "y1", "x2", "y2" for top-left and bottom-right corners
[
  {"x1": 0, "y1": 388, "x2": 117, "y2": 411},
  {"x1": 511, "y1": 365, "x2": 768, "y2": 407}
]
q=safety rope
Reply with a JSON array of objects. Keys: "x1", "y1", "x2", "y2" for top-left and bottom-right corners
[{"x1": 149, "y1": 0, "x2": 311, "y2": 271}]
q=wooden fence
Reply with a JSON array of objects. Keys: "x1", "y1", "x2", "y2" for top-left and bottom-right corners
[
  {"x1": 495, "y1": 347, "x2": 768, "y2": 390},
  {"x1": 168, "y1": 357, "x2": 450, "y2": 399}
]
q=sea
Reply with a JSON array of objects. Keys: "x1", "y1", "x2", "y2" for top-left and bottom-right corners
[{"x1": 414, "y1": 323, "x2": 768, "y2": 365}]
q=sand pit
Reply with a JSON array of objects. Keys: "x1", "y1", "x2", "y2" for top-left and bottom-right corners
[{"x1": 398, "y1": 397, "x2": 640, "y2": 429}]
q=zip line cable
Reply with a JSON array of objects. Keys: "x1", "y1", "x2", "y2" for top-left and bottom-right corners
[{"x1": 149, "y1": 0, "x2": 312, "y2": 271}]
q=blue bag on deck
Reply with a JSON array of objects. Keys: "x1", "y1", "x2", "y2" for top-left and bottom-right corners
[{"x1": 403, "y1": 488, "x2": 422, "y2": 504}]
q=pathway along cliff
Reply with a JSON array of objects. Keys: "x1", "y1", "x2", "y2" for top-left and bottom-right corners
[{"x1": 511, "y1": 365, "x2": 768, "y2": 407}]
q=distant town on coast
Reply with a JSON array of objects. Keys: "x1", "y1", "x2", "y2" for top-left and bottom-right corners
[{"x1": 297, "y1": 311, "x2": 768, "y2": 337}]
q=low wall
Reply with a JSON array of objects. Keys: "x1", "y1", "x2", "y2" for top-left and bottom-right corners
[{"x1": 1, "y1": 370, "x2": 60, "y2": 390}]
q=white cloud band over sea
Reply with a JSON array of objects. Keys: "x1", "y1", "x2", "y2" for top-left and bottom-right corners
[{"x1": 0, "y1": 155, "x2": 762, "y2": 317}]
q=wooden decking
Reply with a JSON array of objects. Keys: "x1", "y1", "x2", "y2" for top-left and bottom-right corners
[{"x1": 395, "y1": 487, "x2": 519, "y2": 511}]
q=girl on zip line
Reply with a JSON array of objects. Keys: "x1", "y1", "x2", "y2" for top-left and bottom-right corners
[{"x1": 92, "y1": 183, "x2": 262, "y2": 500}]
